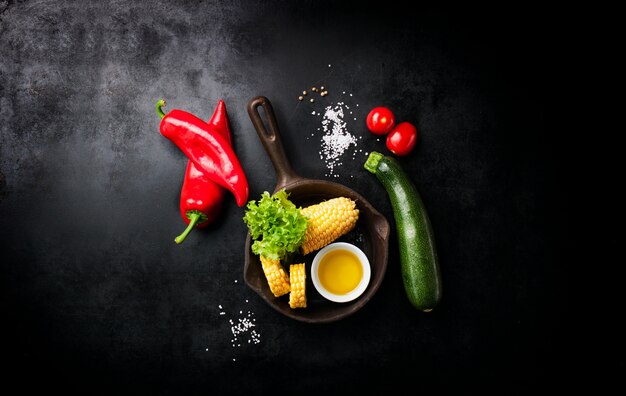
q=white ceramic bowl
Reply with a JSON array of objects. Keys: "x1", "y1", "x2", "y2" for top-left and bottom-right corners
[{"x1": 311, "y1": 242, "x2": 371, "y2": 303}]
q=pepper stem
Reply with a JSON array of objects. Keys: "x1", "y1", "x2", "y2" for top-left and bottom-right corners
[
  {"x1": 156, "y1": 99, "x2": 167, "y2": 119},
  {"x1": 174, "y1": 211, "x2": 205, "y2": 244}
]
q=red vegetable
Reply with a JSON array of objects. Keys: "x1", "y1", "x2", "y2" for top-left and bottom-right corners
[
  {"x1": 366, "y1": 107, "x2": 395, "y2": 135},
  {"x1": 206, "y1": 99, "x2": 232, "y2": 142},
  {"x1": 386, "y1": 122, "x2": 418, "y2": 156},
  {"x1": 173, "y1": 100, "x2": 232, "y2": 244},
  {"x1": 157, "y1": 99, "x2": 249, "y2": 207}
]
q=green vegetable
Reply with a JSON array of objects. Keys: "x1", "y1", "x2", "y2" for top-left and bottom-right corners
[
  {"x1": 243, "y1": 189, "x2": 308, "y2": 261},
  {"x1": 364, "y1": 152, "x2": 442, "y2": 311}
]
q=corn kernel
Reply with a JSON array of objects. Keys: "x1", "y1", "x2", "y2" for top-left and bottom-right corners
[
  {"x1": 289, "y1": 263, "x2": 306, "y2": 309},
  {"x1": 300, "y1": 197, "x2": 359, "y2": 255},
  {"x1": 260, "y1": 256, "x2": 290, "y2": 297}
]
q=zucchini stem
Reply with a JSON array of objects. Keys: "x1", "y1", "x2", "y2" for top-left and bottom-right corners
[{"x1": 364, "y1": 151, "x2": 384, "y2": 174}]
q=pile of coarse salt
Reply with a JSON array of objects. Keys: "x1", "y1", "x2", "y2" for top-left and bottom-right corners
[
  {"x1": 317, "y1": 101, "x2": 363, "y2": 177},
  {"x1": 217, "y1": 300, "x2": 261, "y2": 362}
]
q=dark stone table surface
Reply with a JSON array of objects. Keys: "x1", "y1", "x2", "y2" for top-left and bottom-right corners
[{"x1": 1, "y1": 1, "x2": 575, "y2": 394}]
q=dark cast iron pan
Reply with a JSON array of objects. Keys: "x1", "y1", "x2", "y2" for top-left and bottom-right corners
[{"x1": 244, "y1": 96, "x2": 390, "y2": 323}]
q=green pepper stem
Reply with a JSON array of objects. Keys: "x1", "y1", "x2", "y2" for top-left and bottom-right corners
[
  {"x1": 174, "y1": 212, "x2": 202, "y2": 244},
  {"x1": 156, "y1": 99, "x2": 166, "y2": 119}
]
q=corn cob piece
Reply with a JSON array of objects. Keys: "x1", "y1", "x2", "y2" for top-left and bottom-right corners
[
  {"x1": 300, "y1": 197, "x2": 359, "y2": 255},
  {"x1": 288, "y1": 263, "x2": 306, "y2": 309},
  {"x1": 259, "y1": 256, "x2": 290, "y2": 297}
]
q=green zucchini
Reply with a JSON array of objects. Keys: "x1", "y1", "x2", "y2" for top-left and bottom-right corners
[{"x1": 364, "y1": 152, "x2": 442, "y2": 311}]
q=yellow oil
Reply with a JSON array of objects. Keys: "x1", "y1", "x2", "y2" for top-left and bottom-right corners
[{"x1": 318, "y1": 249, "x2": 363, "y2": 295}]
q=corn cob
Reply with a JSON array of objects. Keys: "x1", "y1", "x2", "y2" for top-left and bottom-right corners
[
  {"x1": 300, "y1": 197, "x2": 359, "y2": 255},
  {"x1": 288, "y1": 263, "x2": 306, "y2": 309},
  {"x1": 259, "y1": 256, "x2": 290, "y2": 297}
]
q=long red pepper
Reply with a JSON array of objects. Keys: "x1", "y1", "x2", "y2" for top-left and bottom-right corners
[
  {"x1": 173, "y1": 100, "x2": 232, "y2": 244},
  {"x1": 157, "y1": 99, "x2": 249, "y2": 207}
]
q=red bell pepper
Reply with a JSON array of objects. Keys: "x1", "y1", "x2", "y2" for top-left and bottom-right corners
[
  {"x1": 172, "y1": 100, "x2": 232, "y2": 244},
  {"x1": 156, "y1": 99, "x2": 249, "y2": 207}
]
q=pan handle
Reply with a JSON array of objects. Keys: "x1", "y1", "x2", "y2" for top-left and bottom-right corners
[{"x1": 247, "y1": 96, "x2": 301, "y2": 189}]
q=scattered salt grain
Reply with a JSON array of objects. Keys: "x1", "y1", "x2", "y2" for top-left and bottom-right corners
[
  {"x1": 232, "y1": 313, "x2": 259, "y2": 344},
  {"x1": 218, "y1": 302, "x2": 262, "y2": 361}
]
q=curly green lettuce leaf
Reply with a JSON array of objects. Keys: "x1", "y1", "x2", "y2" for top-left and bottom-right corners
[{"x1": 243, "y1": 189, "x2": 308, "y2": 261}]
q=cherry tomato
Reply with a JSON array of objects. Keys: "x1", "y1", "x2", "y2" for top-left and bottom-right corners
[
  {"x1": 366, "y1": 107, "x2": 395, "y2": 135},
  {"x1": 386, "y1": 122, "x2": 418, "y2": 156}
]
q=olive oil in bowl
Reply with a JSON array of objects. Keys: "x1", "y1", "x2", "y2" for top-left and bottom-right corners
[{"x1": 312, "y1": 242, "x2": 371, "y2": 303}]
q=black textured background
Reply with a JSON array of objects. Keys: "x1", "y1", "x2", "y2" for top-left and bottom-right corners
[{"x1": 1, "y1": 1, "x2": 572, "y2": 394}]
